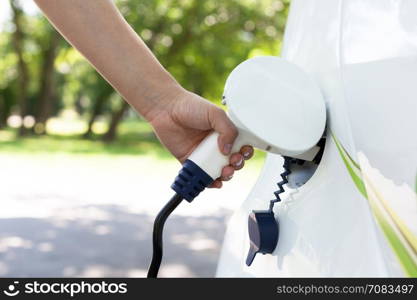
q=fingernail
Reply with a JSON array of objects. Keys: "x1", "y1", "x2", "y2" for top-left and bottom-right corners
[
  {"x1": 234, "y1": 157, "x2": 243, "y2": 167},
  {"x1": 243, "y1": 151, "x2": 251, "y2": 158},
  {"x1": 225, "y1": 175, "x2": 233, "y2": 181},
  {"x1": 223, "y1": 143, "x2": 232, "y2": 155}
]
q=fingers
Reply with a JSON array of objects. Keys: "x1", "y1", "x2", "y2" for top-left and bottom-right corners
[
  {"x1": 209, "y1": 179, "x2": 223, "y2": 188},
  {"x1": 229, "y1": 153, "x2": 244, "y2": 170},
  {"x1": 208, "y1": 145, "x2": 255, "y2": 189},
  {"x1": 240, "y1": 145, "x2": 254, "y2": 160},
  {"x1": 208, "y1": 166, "x2": 233, "y2": 189},
  {"x1": 221, "y1": 165, "x2": 235, "y2": 180},
  {"x1": 208, "y1": 107, "x2": 238, "y2": 155}
]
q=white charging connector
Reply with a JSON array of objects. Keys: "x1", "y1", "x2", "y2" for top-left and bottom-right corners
[
  {"x1": 172, "y1": 56, "x2": 326, "y2": 200},
  {"x1": 149, "y1": 56, "x2": 327, "y2": 277}
]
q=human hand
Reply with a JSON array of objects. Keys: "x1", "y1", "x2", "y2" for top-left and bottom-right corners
[{"x1": 147, "y1": 88, "x2": 254, "y2": 188}]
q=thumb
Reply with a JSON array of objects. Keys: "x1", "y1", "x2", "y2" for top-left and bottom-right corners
[{"x1": 208, "y1": 107, "x2": 238, "y2": 155}]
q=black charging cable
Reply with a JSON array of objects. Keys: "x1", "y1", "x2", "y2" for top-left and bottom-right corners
[
  {"x1": 147, "y1": 159, "x2": 213, "y2": 278},
  {"x1": 147, "y1": 193, "x2": 184, "y2": 278}
]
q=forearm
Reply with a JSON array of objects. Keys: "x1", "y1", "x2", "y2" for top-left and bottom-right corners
[{"x1": 34, "y1": 0, "x2": 182, "y2": 120}]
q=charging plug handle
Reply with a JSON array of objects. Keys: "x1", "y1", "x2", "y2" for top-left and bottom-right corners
[{"x1": 171, "y1": 159, "x2": 214, "y2": 202}]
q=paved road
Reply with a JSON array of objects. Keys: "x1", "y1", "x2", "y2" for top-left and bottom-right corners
[{"x1": 0, "y1": 154, "x2": 262, "y2": 277}]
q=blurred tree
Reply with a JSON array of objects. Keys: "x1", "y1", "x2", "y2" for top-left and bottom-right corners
[
  {"x1": 103, "y1": 101, "x2": 130, "y2": 142},
  {"x1": 0, "y1": 0, "x2": 290, "y2": 143},
  {"x1": 33, "y1": 25, "x2": 61, "y2": 134},
  {"x1": 0, "y1": 87, "x2": 13, "y2": 129},
  {"x1": 83, "y1": 76, "x2": 114, "y2": 138},
  {"x1": 9, "y1": 0, "x2": 30, "y2": 136},
  {"x1": 99, "y1": 0, "x2": 290, "y2": 141},
  {"x1": 0, "y1": 28, "x2": 15, "y2": 129}
]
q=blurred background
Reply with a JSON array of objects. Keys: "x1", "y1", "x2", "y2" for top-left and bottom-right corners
[{"x1": 0, "y1": 0, "x2": 289, "y2": 277}]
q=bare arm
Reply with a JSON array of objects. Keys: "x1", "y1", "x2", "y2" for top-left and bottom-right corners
[{"x1": 34, "y1": 0, "x2": 254, "y2": 187}]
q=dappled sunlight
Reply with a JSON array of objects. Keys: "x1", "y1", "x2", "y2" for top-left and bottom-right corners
[
  {"x1": 0, "y1": 236, "x2": 33, "y2": 252},
  {"x1": 188, "y1": 238, "x2": 219, "y2": 252},
  {"x1": 93, "y1": 225, "x2": 112, "y2": 236},
  {"x1": 0, "y1": 147, "x2": 263, "y2": 277},
  {"x1": 126, "y1": 269, "x2": 148, "y2": 278},
  {"x1": 171, "y1": 233, "x2": 220, "y2": 252},
  {"x1": 37, "y1": 242, "x2": 54, "y2": 253},
  {"x1": 6, "y1": 115, "x2": 22, "y2": 128},
  {"x1": 159, "y1": 264, "x2": 194, "y2": 278},
  {"x1": 46, "y1": 116, "x2": 88, "y2": 136},
  {"x1": 79, "y1": 265, "x2": 115, "y2": 278},
  {"x1": 0, "y1": 206, "x2": 230, "y2": 277}
]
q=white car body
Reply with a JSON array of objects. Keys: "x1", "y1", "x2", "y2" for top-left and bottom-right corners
[{"x1": 216, "y1": 0, "x2": 417, "y2": 277}]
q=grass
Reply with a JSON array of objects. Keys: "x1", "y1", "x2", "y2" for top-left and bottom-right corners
[
  {"x1": 0, "y1": 118, "x2": 266, "y2": 166},
  {"x1": 0, "y1": 119, "x2": 170, "y2": 158}
]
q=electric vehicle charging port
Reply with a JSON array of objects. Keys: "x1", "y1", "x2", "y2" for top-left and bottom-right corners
[
  {"x1": 286, "y1": 135, "x2": 326, "y2": 189},
  {"x1": 245, "y1": 134, "x2": 326, "y2": 266}
]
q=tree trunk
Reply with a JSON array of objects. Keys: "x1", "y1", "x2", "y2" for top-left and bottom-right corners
[
  {"x1": 0, "y1": 87, "x2": 13, "y2": 128},
  {"x1": 34, "y1": 30, "x2": 60, "y2": 134},
  {"x1": 10, "y1": 0, "x2": 29, "y2": 136},
  {"x1": 0, "y1": 94, "x2": 6, "y2": 128},
  {"x1": 83, "y1": 93, "x2": 108, "y2": 138},
  {"x1": 102, "y1": 102, "x2": 130, "y2": 142}
]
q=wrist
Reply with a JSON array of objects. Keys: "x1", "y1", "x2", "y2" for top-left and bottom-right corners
[{"x1": 130, "y1": 78, "x2": 186, "y2": 123}]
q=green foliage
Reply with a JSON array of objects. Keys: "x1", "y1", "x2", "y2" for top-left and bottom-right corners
[
  {"x1": 117, "y1": 0, "x2": 289, "y2": 101},
  {"x1": 0, "y1": 0, "x2": 290, "y2": 145}
]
